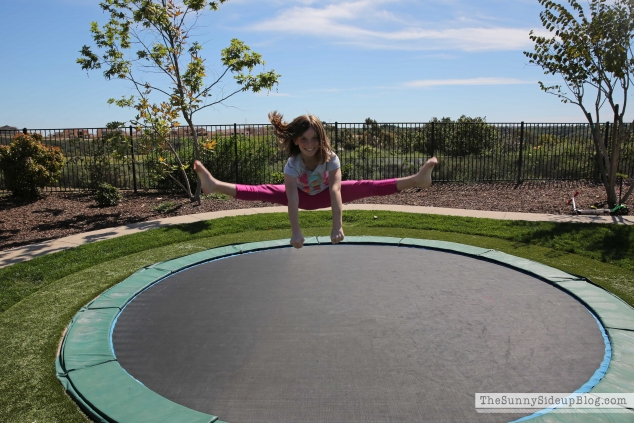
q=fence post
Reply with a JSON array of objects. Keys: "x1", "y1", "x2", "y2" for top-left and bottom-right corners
[
  {"x1": 234, "y1": 123, "x2": 238, "y2": 183},
  {"x1": 335, "y1": 122, "x2": 339, "y2": 152},
  {"x1": 517, "y1": 121, "x2": 524, "y2": 185},
  {"x1": 430, "y1": 121, "x2": 435, "y2": 157},
  {"x1": 129, "y1": 126, "x2": 137, "y2": 193}
]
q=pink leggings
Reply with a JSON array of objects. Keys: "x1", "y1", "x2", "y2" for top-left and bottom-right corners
[{"x1": 236, "y1": 179, "x2": 398, "y2": 211}]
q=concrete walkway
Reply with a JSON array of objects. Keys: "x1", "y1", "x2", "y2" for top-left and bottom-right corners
[{"x1": 1, "y1": 204, "x2": 632, "y2": 268}]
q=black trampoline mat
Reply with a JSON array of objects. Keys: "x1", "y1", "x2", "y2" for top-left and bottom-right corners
[{"x1": 113, "y1": 245, "x2": 606, "y2": 423}]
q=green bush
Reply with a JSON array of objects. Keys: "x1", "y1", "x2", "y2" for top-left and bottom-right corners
[
  {"x1": 419, "y1": 116, "x2": 498, "y2": 156},
  {"x1": 152, "y1": 201, "x2": 177, "y2": 213},
  {"x1": 208, "y1": 134, "x2": 281, "y2": 184},
  {"x1": 142, "y1": 137, "x2": 214, "y2": 194},
  {"x1": 86, "y1": 122, "x2": 131, "y2": 190},
  {"x1": 95, "y1": 182, "x2": 122, "y2": 207},
  {"x1": 354, "y1": 145, "x2": 380, "y2": 179},
  {"x1": 338, "y1": 128, "x2": 357, "y2": 151},
  {"x1": 0, "y1": 132, "x2": 65, "y2": 197},
  {"x1": 269, "y1": 171, "x2": 285, "y2": 185},
  {"x1": 360, "y1": 118, "x2": 398, "y2": 150},
  {"x1": 340, "y1": 163, "x2": 356, "y2": 180},
  {"x1": 202, "y1": 192, "x2": 230, "y2": 201},
  {"x1": 397, "y1": 129, "x2": 431, "y2": 155}
]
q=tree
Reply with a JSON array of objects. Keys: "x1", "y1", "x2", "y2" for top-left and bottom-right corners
[
  {"x1": 361, "y1": 118, "x2": 396, "y2": 149},
  {"x1": 524, "y1": 0, "x2": 634, "y2": 207},
  {"x1": 78, "y1": 0, "x2": 280, "y2": 201},
  {"x1": 419, "y1": 116, "x2": 498, "y2": 156}
]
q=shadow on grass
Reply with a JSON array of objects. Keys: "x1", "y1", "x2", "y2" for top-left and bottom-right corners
[
  {"x1": 163, "y1": 220, "x2": 215, "y2": 236},
  {"x1": 511, "y1": 220, "x2": 633, "y2": 270}
]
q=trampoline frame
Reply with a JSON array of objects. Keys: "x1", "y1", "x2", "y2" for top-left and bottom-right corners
[{"x1": 56, "y1": 237, "x2": 634, "y2": 423}]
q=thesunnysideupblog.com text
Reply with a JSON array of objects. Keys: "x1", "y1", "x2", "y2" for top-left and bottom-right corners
[{"x1": 475, "y1": 393, "x2": 634, "y2": 413}]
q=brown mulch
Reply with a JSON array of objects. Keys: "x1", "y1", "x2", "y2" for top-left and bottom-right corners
[{"x1": 1, "y1": 181, "x2": 631, "y2": 252}]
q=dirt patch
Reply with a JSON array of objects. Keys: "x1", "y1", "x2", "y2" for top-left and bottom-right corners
[{"x1": 1, "y1": 180, "x2": 631, "y2": 251}]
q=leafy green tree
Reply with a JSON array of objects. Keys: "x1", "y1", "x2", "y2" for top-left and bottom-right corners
[
  {"x1": 361, "y1": 118, "x2": 396, "y2": 149},
  {"x1": 420, "y1": 116, "x2": 497, "y2": 156},
  {"x1": 524, "y1": 0, "x2": 634, "y2": 206},
  {"x1": 78, "y1": 0, "x2": 280, "y2": 201}
]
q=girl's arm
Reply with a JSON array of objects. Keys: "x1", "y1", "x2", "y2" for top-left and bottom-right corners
[
  {"x1": 285, "y1": 174, "x2": 304, "y2": 248},
  {"x1": 329, "y1": 168, "x2": 344, "y2": 244}
]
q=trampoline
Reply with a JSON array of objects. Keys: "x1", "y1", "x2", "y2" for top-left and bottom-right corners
[{"x1": 56, "y1": 237, "x2": 634, "y2": 423}]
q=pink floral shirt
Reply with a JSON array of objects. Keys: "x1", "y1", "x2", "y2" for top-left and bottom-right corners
[{"x1": 284, "y1": 151, "x2": 341, "y2": 195}]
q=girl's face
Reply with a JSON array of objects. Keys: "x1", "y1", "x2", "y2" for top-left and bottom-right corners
[{"x1": 294, "y1": 127, "x2": 320, "y2": 159}]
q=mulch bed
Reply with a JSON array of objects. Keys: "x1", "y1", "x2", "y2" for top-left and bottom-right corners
[{"x1": 1, "y1": 180, "x2": 631, "y2": 252}]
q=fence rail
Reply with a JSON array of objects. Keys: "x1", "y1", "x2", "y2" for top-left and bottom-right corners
[{"x1": 1, "y1": 121, "x2": 633, "y2": 193}]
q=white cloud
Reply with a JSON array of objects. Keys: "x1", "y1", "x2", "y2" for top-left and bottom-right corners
[
  {"x1": 254, "y1": 91, "x2": 292, "y2": 97},
  {"x1": 248, "y1": 1, "x2": 541, "y2": 51},
  {"x1": 404, "y1": 77, "x2": 534, "y2": 87},
  {"x1": 300, "y1": 77, "x2": 534, "y2": 94},
  {"x1": 306, "y1": 86, "x2": 391, "y2": 93}
]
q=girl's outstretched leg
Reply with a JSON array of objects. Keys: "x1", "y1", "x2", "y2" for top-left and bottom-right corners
[
  {"x1": 396, "y1": 157, "x2": 438, "y2": 191},
  {"x1": 193, "y1": 160, "x2": 237, "y2": 197}
]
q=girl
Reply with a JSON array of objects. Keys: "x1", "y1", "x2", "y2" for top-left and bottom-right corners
[{"x1": 194, "y1": 111, "x2": 438, "y2": 249}]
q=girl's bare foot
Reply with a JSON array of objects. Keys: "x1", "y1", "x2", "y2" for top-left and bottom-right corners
[
  {"x1": 193, "y1": 160, "x2": 217, "y2": 194},
  {"x1": 193, "y1": 161, "x2": 238, "y2": 197},
  {"x1": 413, "y1": 157, "x2": 438, "y2": 188}
]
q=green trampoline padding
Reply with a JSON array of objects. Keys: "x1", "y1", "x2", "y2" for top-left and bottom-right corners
[
  {"x1": 56, "y1": 237, "x2": 634, "y2": 423},
  {"x1": 592, "y1": 329, "x2": 634, "y2": 394},
  {"x1": 59, "y1": 308, "x2": 118, "y2": 372},
  {"x1": 555, "y1": 281, "x2": 634, "y2": 331}
]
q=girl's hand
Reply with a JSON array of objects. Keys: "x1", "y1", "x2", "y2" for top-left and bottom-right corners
[
  {"x1": 328, "y1": 167, "x2": 344, "y2": 245},
  {"x1": 291, "y1": 230, "x2": 305, "y2": 249},
  {"x1": 331, "y1": 226, "x2": 344, "y2": 244}
]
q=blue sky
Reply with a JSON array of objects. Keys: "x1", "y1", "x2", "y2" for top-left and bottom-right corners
[{"x1": 1, "y1": 0, "x2": 628, "y2": 129}]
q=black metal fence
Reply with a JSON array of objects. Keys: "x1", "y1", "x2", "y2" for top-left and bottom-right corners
[{"x1": 1, "y1": 121, "x2": 632, "y2": 193}]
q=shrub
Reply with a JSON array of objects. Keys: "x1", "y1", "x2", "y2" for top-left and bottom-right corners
[
  {"x1": 95, "y1": 182, "x2": 122, "y2": 207},
  {"x1": 397, "y1": 129, "x2": 431, "y2": 155},
  {"x1": 340, "y1": 163, "x2": 356, "y2": 180},
  {"x1": 142, "y1": 136, "x2": 215, "y2": 194},
  {"x1": 269, "y1": 171, "x2": 285, "y2": 185},
  {"x1": 85, "y1": 122, "x2": 131, "y2": 190},
  {"x1": 0, "y1": 132, "x2": 65, "y2": 197},
  {"x1": 354, "y1": 145, "x2": 380, "y2": 179},
  {"x1": 420, "y1": 116, "x2": 498, "y2": 156},
  {"x1": 152, "y1": 201, "x2": 177, "y2": 213},
  {"x1": 208, "y1": 134, "x2": 280, "y2": 184},
  {"x1": 338, "y1": 129, "x2": 357, "y2": 151},
  {"x1": 202, "y1": 193, "x2": 230, "y2": 201}
]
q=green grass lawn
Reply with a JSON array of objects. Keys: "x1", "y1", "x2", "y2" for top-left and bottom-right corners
[{"x1": 1, "y1": 210, "x2": 634, "y2": 422}]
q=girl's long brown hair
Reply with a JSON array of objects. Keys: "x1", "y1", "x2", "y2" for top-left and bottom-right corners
[{"x1": 268, "y1": 111, "x2": 332, "y2": 163}]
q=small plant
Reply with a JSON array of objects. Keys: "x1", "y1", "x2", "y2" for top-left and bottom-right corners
[
  {"x1": 340, "y1": 163, "x2": 356, "y2": 181},
  {"x1": 152, "y1": 201, "x2": 178, "y2": 213},
  {"x1": 269, "y1": 171, "x2": 285, "y2": 185},
  {"x1": 0, "y1": 132, "x2": 65, "y2": 197},
  {"x1": 84, "y1": 121, "x2": 131, "y2": 191},
  {"x1": 95, "y1": 182, "x2": 122, "y2": 207},
  {"x1": 202, "y1": 193, "x2": 230, "y2": 201}
]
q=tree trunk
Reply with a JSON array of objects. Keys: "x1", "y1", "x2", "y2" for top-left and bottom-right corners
[
  {"x1": 615, "y1": 119, "x2": 634, "y2": 205},
  {"x1": 590, "y1": 121, "x2": 618, "y2": 208},
  {"x1": 183, "y1": 114, "x2": 202, "y2": 204},
  {"x1": 605, "y1": 107, "x2": 623, "y2": 208},
  {"x1": 606, "y1": 179, "x2": 619, "y2": 208},
  {"x1": 621, "y1": 180, "x2": 634, "y2": 204}
]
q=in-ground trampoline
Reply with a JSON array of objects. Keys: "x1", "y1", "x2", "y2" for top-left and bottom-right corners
[{"x1": 57, "y1": 237, "x2": 634, "y2": 423}]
